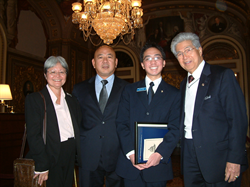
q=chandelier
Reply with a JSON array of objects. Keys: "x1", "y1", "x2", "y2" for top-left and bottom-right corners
[{"x1": 72, "y1": 0, "x2": 143, "y2": 45}]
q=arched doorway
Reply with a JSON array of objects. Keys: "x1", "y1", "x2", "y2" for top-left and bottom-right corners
[
  {"x1": 114, "y1": 45, "x2": 140, "y2": 83},
  {"x1": 202, "y1": 36, "x2": 248, "y2": 97}
]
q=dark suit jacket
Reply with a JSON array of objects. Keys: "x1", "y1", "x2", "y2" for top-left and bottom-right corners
[
  {"x1": 25, "y1": 86, "x2": 82, "y2": 172},
  {"x1": 72, "y1": 76, "x2": 129, "y2": 172},
  {"x1": 115, "y1": 79, "x2": 180, "y2": 182},
  {"x1": 180, "y1": 62, "x2": 248, "y2": 183}
]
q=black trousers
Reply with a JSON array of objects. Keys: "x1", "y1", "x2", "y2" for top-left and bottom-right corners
[
  {"x1": 79, "y1": 155, "x2": 123, "y2": 187},
  {"x1": 124, "y1": 173, "x2": 167, "y2": 187},
  {"x1": 183, "y1": 139, "x2": 242, "y2": 187},
  {"x1": 46, "y1": 138, "x2": 76, "y2": 187}
]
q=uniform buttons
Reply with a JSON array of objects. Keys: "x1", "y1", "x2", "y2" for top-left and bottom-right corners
[
  {"x1": 100, "y1": 136, "x2": 104, "y2": 139},
  {"x1": 146, "y1": 112, "x2": 149, "y2": 115},
  {"x1": 102, "y1": 121, "x2": 105, "y2": 124}
]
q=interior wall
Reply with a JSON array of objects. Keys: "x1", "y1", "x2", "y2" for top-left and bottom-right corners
[
  {"x1": 16, "y1": 10, "x2": 47, "y2": 57},
  {"x1": 6, "y1": 48, "x2": 45, "y2": 113},
  {"x1": 0, "y1": 0, "x2": 249, "y2": 122},
  {"x1": 0, "y1": 20, "x2": 7, "y2": 84}
]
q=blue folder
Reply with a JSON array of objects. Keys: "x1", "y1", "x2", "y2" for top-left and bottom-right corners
[{"x1": 134, "y1": 122, "x2": 169, "y2": 164}]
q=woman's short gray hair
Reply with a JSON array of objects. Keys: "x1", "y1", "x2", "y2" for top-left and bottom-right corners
[
  {"x1": 170, "y1": 32, "x2": 201, "y2": 56},
  {"x1": 44, "y1": 56, "x2": 69, "y2": 74}
]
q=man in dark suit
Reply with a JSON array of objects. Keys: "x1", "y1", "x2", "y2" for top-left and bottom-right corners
[
  {"x1": 116, "y1": 43, "x2": 180, "y2": 187},
  {"x1": 170, "y1": 32, "x2": 248, "y2": 187},
  {"x1": 72, "y1": 45, "x2": 128, "y2": 187}
]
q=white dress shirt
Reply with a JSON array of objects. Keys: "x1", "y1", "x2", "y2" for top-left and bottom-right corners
[
  {"x1": 184, "y1": 60, "x2": 205, "y2": 139},
  {"x1": 145, "y1": 76, "x2": 162, "y2": 94}
]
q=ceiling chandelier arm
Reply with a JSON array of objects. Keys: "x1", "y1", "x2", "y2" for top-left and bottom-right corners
[
  {"x1": 110, "y1": 35, "x2": 122, "y2": 48},
  {"x1": 89, "y1": 34, "x2": 103, "y2": 46}
]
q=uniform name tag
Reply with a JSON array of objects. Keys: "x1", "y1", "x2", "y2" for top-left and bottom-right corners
[{"x1": 137, "y1": 87, "x2": 146, "y2": 92}]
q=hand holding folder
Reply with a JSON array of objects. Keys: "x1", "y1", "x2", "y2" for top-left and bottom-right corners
[{"x1": 134, "y1": 122, "x2": 168, "y2": 164}]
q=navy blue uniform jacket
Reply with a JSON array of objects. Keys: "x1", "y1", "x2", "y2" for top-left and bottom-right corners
[{"x1": 116, "y1": 79, "x2": 180, "y2": 182}]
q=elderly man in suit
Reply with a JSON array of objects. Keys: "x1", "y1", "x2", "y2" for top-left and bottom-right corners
[
  {"x1": 72, "y1": 45, "x2": 128, "y2": 187},
  {"x1": 115, "y1": 42, "x2": 180, "y2": 187},
  {"x1": 170, "y1": 32, "x2": 248, "y2": 187}
]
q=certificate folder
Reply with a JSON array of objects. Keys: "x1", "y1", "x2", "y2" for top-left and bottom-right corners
[{"x1": 134, "y1": 122, "x2": 168, "y2": 164}]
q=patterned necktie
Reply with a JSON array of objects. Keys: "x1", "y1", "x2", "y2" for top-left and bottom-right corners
[
  {"x1": 148, "y1": 82, "x2": 154, "y2": 105},
  {"x1": 99, "y1": 80, "x2": 108, "y2": 113},
  {"x1": 188, "y1": 75, "x2": 194, "y2": 83}
]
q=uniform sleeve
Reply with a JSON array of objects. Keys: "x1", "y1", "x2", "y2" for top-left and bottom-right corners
[
  {"x1": 116, "y1": 85, "x2": 135, "y2": 156},
  {"x1": 156, "y1": 89, "x2": 181, "y2": 162}
]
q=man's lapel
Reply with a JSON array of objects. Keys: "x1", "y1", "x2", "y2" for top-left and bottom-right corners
[
  {"x1": 88, "y1": 76, "x2": 100, "y2": 108},
  {"x1": 193, "y1": 62, "x2": 211, "y2": 119},
  {"x1": 106, "y1": 77, "x2": 122, "y2": 106},
  {"x1": 149, "y1": 80, "x2": 167, "y2": 109}
]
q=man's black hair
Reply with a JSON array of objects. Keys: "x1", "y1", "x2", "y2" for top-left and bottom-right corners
[{"x1": 140, "y1": 42, "x2": 166, "y2": 62}]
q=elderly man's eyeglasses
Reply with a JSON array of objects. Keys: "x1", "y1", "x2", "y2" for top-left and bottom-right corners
[
  {"x1": 143, "y1": 56, "x2": 163, "y2": 62},
  {"x1": 176, "y1": 47, "x2": 195, "y2": 58},
  {"x1": 47, "y1": 71, "x2": 66, "y2": 76}
]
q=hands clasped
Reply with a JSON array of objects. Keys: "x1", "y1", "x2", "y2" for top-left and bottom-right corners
[{"x1": 129, "y1": 152, "x2": 162, "y2": 170}]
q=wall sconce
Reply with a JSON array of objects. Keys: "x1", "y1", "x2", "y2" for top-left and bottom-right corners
[{"x1": 0, "y1": 84, "x2": 14, "y2": 113}]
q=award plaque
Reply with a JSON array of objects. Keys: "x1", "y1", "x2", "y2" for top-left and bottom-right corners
[{"x1": 134, "y1": 122, "x2": 168, "y2": 164}]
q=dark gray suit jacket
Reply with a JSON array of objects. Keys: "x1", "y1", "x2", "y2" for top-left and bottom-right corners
[{"x1": 72, "y1": 76, "x2": 129, "y2": 172}]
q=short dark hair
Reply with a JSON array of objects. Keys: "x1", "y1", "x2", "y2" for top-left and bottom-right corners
[{"x1": 140, "y1": 42, "x2": 166, "y2": 62}]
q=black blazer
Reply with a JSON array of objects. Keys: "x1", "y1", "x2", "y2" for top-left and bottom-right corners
[
  {"x1": 25, "y1": 86, "x2": 82, "y2": 171},
  {"x1": 180, "y1": 62, "x2": 248, "y2": 183},
  {"x1": 72, "y1": 76, "x2": 129, "y2": 172}
]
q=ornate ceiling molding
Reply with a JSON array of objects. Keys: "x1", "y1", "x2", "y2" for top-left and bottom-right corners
[{"x1": 142, "y1": 1, "x2": 250, "y2": 26}]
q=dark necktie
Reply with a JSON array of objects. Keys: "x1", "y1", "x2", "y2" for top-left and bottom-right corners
[
  {"x1": 99, "y1": 80, "x2": 108, "y2": 113},
  {"x1": 188, "y1": 75, "x2": 194, "y2": 83},
  {"x1": 148, "y1": 82, "x2": 154, "y2": 105}
]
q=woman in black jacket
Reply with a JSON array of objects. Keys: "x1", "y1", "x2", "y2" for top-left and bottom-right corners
[{"x1": 25, "y1": 56, "x2": 82, "y2": 186}]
